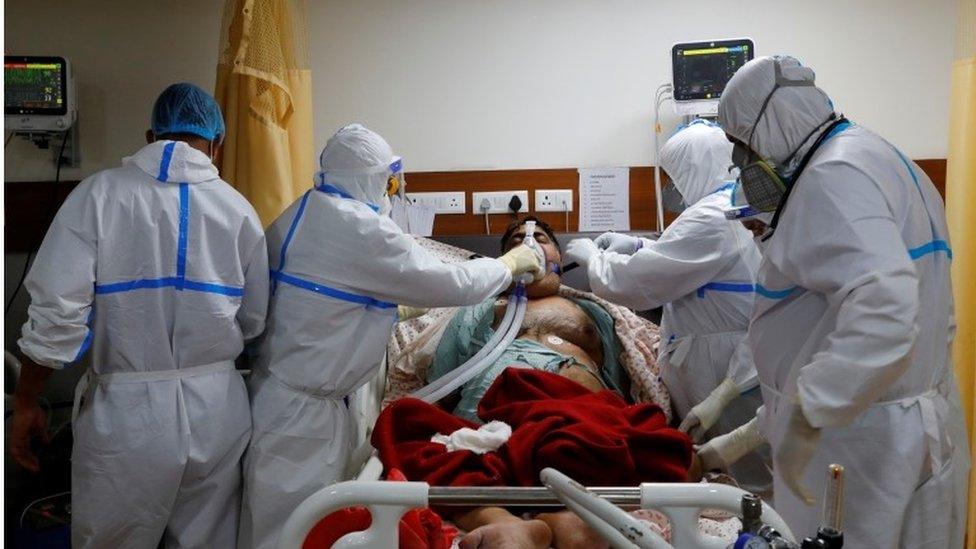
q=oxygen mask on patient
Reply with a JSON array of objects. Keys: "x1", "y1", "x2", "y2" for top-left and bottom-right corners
[{"x1": 518, "y1": 220, "x2": 547, "y2": 284}]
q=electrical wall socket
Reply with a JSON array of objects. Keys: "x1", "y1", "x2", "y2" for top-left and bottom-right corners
[
  {"x1": 405, "y1": 191, "x2": 466, "y2": 214},
  {"x1": 472, "y1": 191, "x2": 529, "y2": 214},
  {"x1": 534, "y1": 189, "x2": 574, "y2": 212}
]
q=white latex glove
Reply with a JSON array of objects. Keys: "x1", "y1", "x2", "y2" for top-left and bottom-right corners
[
  {"x1": 697, "y1": 416, "x2": 764, "y2": 473},
  {"x1": 397, "y1": 305, "x2": 429, "y2": 321},
  {"x1": 498, "y1": 244, "x2": 544, "y2": 281},
  {"x1": 593, "y1": 231, "x2": 643, "y2": 255},
  {"x1": 775, "y1": 401, "x2": 821, "y2": 506},
  {"x1": 563, "y1": 238, "x2": 599, "y2": 267},
  {"x1": 679, "y1": 378, "x2": 741, "y2": 442}
]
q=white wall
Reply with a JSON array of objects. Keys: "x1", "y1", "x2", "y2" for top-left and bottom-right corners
[
  {"x1": 4, "y1": 0, "x2": 224, "y2": 182},
  {"x1": 311, "y1": 0, "x2": 957, "y2": 171},
  {"x1": 5, "y1": 0, "x2": 955, "y2": 180}
]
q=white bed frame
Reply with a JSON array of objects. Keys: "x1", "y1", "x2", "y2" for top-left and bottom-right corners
[{"x1": 278, "y1": 469, "x2": 795, "y2": 549}]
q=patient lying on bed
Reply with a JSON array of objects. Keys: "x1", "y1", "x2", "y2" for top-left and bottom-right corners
[
  {"x1": 374, "y1": 367, "x2": 694, "y2": 548},
  {"x1": 372, "y1": 219, "x2": 697, "y2": 548},
  {"x1": 428, "y1": 217, "x2": 631, "y2": 422}
]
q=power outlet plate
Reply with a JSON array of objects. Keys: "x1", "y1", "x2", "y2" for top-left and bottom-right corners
[
  {"x1": 472, "y1": 191, "x2": 530, "y2": 214},
  {"x1": 405, "y1": 192, "x2": 466, "y2": 214},
  {"x1": 535, "y1": 189, "x2": 574, "y2": 212}
]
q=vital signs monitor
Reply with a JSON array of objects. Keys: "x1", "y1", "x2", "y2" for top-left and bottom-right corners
[
  {"x1": 670, "y1": 38, "x2": 754, "y2": 115},
  {"x1": 5, "y1": 56, "x2": 76, "y2": 132}
]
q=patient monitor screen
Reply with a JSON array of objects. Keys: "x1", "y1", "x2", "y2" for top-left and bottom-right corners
[
  {"x1": 671, "y1": 39, "x2": 753, "y2": 101},
  {"x1": 5, "y1": 56, "x2": 68, "y2": 115}
]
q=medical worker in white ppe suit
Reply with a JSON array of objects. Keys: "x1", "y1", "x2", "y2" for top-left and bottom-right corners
[
  {"x1": 563, "y1": 120, "x2": 771, "y2": 496},
  {"x1": 714, "y1": 55, "x2": 968, "y2": 548},
  {"x1": 239, "y1": 123, "x2": 545, "y2": 549},
  {"x1": 10, "y1": 83, "x2": 269, "y2": 548}
]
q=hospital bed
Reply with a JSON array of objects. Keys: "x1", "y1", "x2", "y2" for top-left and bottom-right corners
[
  {"x1": 278, "y1": 468, "x2": 796, "y2": 548},
  {"x1": 304, "y1": 233, "x2": 819, "y2": 548},
  {"x1": 350, "y1": 230, "x2": 663, "y2": 456}
]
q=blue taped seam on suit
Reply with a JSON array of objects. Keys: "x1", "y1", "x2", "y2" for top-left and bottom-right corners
[
  {"x1": 181, "y1": 280, "x2": 245, "y2": 296},
  {"x1": 270, "y1": 270, "x2": 396, "y2": 310},
  {"x1": 92, "y1": 184, "x2": 244, "y2": 298},
  {"x1": 96, "y1": 277, "x2": 182, "y2": 293},
  {"x1": 95, "y1": 277, "x2": 243, "y2": 296},
  {"x1": 909, "y1": 240, "x2": 952, "y2": 260},
  {"x1": 278, "y1": 191, "x2": 312, "y2": 276},
  {"x1": 696, "y1": 281, "x2": 756, "y2": 298},
  {"x1": 893, "y1": 147, "x2": 922, "y2": 194},
  {"x1": 71, "y1": 308, "x2": 96, "y2": 363},
  {"x1": 750, "y1": 239, "x2": 950, "y2": 301},
  {"x1": 754, "y1": 284, "x2": 798, "y2": 300},
  {"x1": 712, "y1": 182, "x2": 736, "y2": 195},
  {"x1": 176, "y1": 183, "x2": 189, "y2": 287},
  {"x1": 315, "y1": 183, "x2": 380, "y2": 213},
  {"x1": 890, "y1": 146, "x2": 950, "y2": 256},
  {"x1": 156, "y1": 141, "x2": 176, "y2": 182},
  {"x1": 273, "y1": 190, "x2": 312, "y2": 295},
  {"x1": 825, "y1": 120, "x2": 851, "y2": 141}
]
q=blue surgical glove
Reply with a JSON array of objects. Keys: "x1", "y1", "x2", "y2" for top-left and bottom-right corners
[{"x1": 593, "y1": 232, "x2": 643, "y2": 255}]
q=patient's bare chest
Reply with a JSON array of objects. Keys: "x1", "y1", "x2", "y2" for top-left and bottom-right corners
[{"x1": 494, "y1": 296, "x2": 603, "y2": 366}]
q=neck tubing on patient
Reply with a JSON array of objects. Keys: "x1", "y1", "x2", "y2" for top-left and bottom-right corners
[
  {"x1": 412, "y1": 221, "x2": 543, "y2": 404},
  {"x1": 410, "y1": 282, "x2": 528, "y2": 403}
]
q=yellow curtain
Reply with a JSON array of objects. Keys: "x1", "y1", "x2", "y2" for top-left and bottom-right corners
[
  {"x1": 215, "y1": 0, "x2": 314, "y2": 227},
  {"x1": 947, "y1": 0, "x2": 976, "y2": 545}
]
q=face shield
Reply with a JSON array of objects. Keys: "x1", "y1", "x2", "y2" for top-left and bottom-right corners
[
  {"x1": 732, "y1": 58, "x2": 833, "y2": 214},
  {"x1": 317, "y1": 156, "x2": 406, "y2": 216},
  {"x1": 386, "y1": 157, "x2": 406, "y2": 199},
  {"x1": 660, "y1": 180, "x2": 687, "y2": 214}
]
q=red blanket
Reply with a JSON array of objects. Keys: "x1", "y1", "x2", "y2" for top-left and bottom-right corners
[{"x1": 373, "y1": 367, "x2": 692, "y2": 487}]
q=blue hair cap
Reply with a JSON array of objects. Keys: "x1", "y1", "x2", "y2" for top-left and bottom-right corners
[{"x1": 151, "y1": 83, "x2": 225, "y2": 142}]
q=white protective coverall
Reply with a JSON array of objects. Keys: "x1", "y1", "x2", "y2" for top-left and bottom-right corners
[
  {"x1": 18, "y1": 140, "x2": 269, "y2": 548},
  {"x1": 240, "y1": 124, "x2": 515, "y2": 549},
  {"x1": 583, "y1": 120, "x2": 770, "y2": 494},
  {"x1": 719, "y1": 55, "x2": 969, "y2": 548}
]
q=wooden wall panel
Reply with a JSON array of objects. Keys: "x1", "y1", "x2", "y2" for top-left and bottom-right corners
[
  {"x1": 3, "y1": 158, "x2": 949, "y2": 251},
  {"x1": 916, "y1": 159, "x2": 946, "y2": 197},
  {"x1": 5, "y1": 181, "x2": 80, "y2": 254},
  {"x1": 407, "y1": 158, "x2": 949, "y2": 236},
  {"x1": 402, "y1": 167, "x2": 678, "y2": 236}
]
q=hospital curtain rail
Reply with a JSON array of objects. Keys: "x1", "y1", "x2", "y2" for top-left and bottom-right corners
[
  {"x1": 946, "y1": 0, "x2": 976, "y2": 546},
  {"x1": 214, "y1": 0, "x2": 314, "y2": 227}
]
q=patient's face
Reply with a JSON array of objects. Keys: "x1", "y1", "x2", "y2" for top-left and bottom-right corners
[{"x1": 504, "y1": 224, "x2": 561, "y2": 298}]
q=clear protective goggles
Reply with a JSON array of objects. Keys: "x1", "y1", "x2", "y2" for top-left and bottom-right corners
[
  {"x1": 320, "y1": 156, "x2": 405, "y2": 198},
  {"x1": 660, "y1": 180, "x2": 686, "y2": 215},
  {"x1": 386, "y1": 157, "x2": 405, "y2": 198}
]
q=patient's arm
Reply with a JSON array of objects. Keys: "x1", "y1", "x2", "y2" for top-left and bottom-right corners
[
  {"x1": 455, "y1": 507, "x2": 551, "y2": 549},
  {"x1": 455, "y1": 506, "x2": 615, "y2": 549},
  {"x1": 537, "y1": 511, "x2": 611, "y2": 549}
]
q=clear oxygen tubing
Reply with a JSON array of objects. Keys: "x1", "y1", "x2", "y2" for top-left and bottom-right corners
[
  {"x1": 354, "y1": 286, "x2": 525, "y2": 479},
  {"x1": 412, "y1": 284, "x2": 527, "y2": 404},
  {"x1": 517, "y1": 220, "x2": 545, "y2": 285},
  {"x1": 410, "y1": 285, "x2": 521, "y2": 402},
  {"x1": 411, "y1": 220, "x2": 543, "y2": 404}
]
